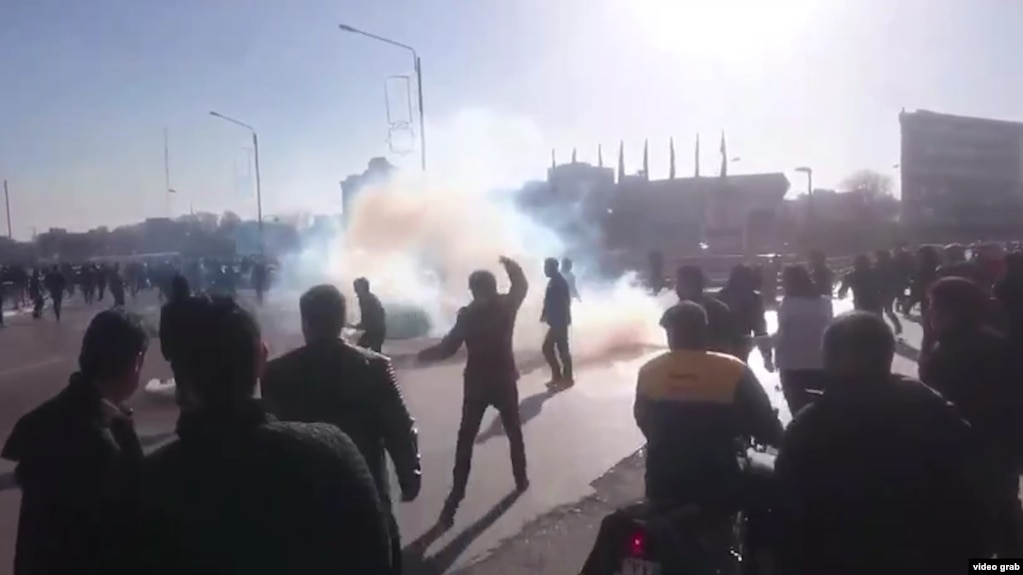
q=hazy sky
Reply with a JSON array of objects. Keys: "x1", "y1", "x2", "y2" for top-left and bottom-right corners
[{"x1": 1, "y1": 0, "x2": 1021, "y2": 239}]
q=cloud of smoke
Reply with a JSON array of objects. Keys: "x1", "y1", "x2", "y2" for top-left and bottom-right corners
[{"x1": 279, "y1": 109, "x2": 670, "y2": 363}]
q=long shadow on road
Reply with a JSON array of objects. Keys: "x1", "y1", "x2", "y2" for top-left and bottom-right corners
[
  {"x1": 475, "y1": 389, "x2": 564, "y2": 445},
  {"x1": 473, "y1": 345, "x2": 659, "y2": 445},
  {"x1": 403, "y1": 489, "x2": 524, "y2": 575}
]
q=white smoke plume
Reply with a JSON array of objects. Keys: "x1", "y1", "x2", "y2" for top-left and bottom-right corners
[{"x1": 278, "y1": 109, "x2": 670, "y2": 363}]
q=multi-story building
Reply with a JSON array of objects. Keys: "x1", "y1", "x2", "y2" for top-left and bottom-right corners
[
  {"x1": 519, "y1": 158, "x2": 789, "y2": 257},
  {"x1": 900, "y1": 109, "x2": 1023, "y2": 237}
]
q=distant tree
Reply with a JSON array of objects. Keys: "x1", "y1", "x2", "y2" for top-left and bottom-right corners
[
  {"x1": 841, "y1": 169, "x2": 893, "y2": 200},
  {"x1": 841, "y1": 169, "x2": 900, "y2": 222},
  {"x1": 219, "y1": 210, "x2": 242, "y2": 232},
  {"x1": 194, "y1": 212, "x2": 219, "y2": 231}
]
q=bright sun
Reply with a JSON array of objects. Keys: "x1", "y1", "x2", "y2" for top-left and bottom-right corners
[{"x1": 625, "y1": 0, "x2": 820, "y2": 60}]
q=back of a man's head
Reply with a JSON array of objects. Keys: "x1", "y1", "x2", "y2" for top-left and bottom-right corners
[
  {"x1": 79, "y1": 308, "x2": 149, "y2": 383},
  {"x1": 929, "y1": 276, "x2": 988, "y2": 330},
  {"x1": 169, "y1": 274, "x2": 190, "y2": 302},
  {"x1": 173, "y1": 296, "x2": 263, "y2": 408},
  {"x1": 823, "y1": 311, "x2": 895, "y2": 381},
  {"x1": 675, "y1": 265, "x2": 706, "y2": 299},
  {"x1": 299, "y1": 284, "x2": 345, "y2": 342},
  {"x1": 661, "y1": 301, "x2": 708, "y2": 351}
]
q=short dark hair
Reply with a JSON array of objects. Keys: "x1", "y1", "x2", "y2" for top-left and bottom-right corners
[
  {"x1": 299, "y1": 284, "x2": 346, "y2": 340},
  {"x1": 170, "y1": 274, "x2": 190, "y2": 302},
  {"x1": 660, "y1": 301, "x2": 708, "y2": 349},
  {"x1": 79, "y1": 309, "x2": 149, "y2": 380},
  {"x1": 468, "y1": 270, "x2": 497, "y2": 297},
  {"x1": 172, "y1": 296, "x2": 262, "y2": 406},
  {"x1": 353, "y1": 277, "x2": 369, "y2": 291},
  {"x1": 676, "y1": 265, "x2": 706, "y2": 292},
  {"x1": 782, "y1": 265, "x2": 816, "y2": 298},
  {"x1": 823, "y1": 311, "x2": 894, "y2": 376}
]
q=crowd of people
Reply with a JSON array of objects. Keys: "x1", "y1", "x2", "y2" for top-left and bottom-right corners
[
  {"x1": 627, "y1": 240, "x2": 1023, "y2": 574},
  {"x1": 0, "y1": 251, "x2": 583, "y2": 575},
  {"x1": 0, "y1": 256, "x2": 275, "y2": 326},
  {"x1": 2, "y1": 239, "x2": 1022, "y2": 574}
]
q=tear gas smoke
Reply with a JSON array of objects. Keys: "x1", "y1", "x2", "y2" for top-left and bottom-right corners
[{"x1": 276, "y1": 110, "x2": 672, "y2": 364}]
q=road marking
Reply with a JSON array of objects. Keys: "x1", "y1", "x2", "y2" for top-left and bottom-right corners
[{"x1": 0, "y1": 357, "x2": 69, "y2": 380}]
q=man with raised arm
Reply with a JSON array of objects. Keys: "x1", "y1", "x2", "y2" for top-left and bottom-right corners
[{"x1": 418, "y1": 255, "x2": 530, "y2": 527}]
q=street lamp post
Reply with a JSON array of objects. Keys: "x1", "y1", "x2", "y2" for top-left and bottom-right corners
[
  {"x1": 3, "y1": 180, "x2": 11, "y2": 239},
  {"x1": 339, "y1": 24, "x2": 427, "y2": 172},
  {"x1": 209, "y1": 111, "x2": 264, "y2": 255}
]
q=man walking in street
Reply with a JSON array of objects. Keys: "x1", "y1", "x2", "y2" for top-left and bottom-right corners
[
  {"x1": 353, "y1": 277, "x2": 387, "y2": 353},
  {"x1": 263, "y1": 284, "x2": 421, "y2": 573},
  {"x1": 541, "y1": 257, "x2": 574, "y2": 387},
  {"x1": 142, "y1": 296, "x2": 392, "y2": 574}
]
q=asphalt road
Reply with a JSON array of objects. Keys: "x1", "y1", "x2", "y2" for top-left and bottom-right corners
[{"x1": 0, "y1": 292, "x2": 922, "y2": 574}]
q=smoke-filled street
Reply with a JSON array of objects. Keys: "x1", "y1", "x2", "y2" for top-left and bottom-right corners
[{"x1": 0, "y1": 291, "x2": 929, "y2": 574}]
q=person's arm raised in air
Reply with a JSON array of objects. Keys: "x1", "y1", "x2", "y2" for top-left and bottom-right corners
[
  {"x1": 501, "y1": 256, "x2": 528, "y2": 311},
  {"x1": 733, "y1": 365, "x2": 784, "y2": 449},
  {"x1": 416, "y1": 308, "x2": 467, "y2": 363},
  {"x1": 371, "y1": 356, "x2": 422, "y2": 502}
]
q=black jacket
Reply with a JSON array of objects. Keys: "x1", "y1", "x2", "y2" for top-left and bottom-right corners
[
  {"x1": 419, "y1": 259, "x2": 528, "y2": 399},
  {"x1": 541, "y1": 272, "x2": 571, "y2": 328},
  {"x1": 141, "y1": 401, "x2": 392, "y2": 575},
  {"x1": 661, "y1": 294, "x2": 741, "y2": 356},
  {"x1": 262, "y1": 340, "x2": 421, "y2": 504},
  {"x1": 159, "y1": 298, "x2": 194, "y2": 364},
  {"x1": 776, "y1": 375, "x2": 985, "y2": 575},
  {"x1": 1, "y1": 374, "x2": 143, "y2": 575},
  {"x1": 357, "y1": 292, "x2": 387, "y2": 338},
  {"x1": 838, "y1": 268, "x2": 884, "y2": 312}
]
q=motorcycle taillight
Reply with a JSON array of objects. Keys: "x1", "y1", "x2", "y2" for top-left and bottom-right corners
[{"x1": 629, "y1": 528, "x2": 647, "y2": 557}]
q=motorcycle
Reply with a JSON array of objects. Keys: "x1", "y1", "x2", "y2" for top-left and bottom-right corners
[{"x1": 579, "y1": 444, "x2": 777, "y2": 575}]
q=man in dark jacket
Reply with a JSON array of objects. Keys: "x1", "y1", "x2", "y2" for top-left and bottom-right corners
[
  {"x1": 158, "y1": 274, "x2": 192, "y2": 364},
  {"x1": 262, "y1": 284, "x2": 421, "y2": 573},
  {"x1": 353, "y1": 277, "x2": 387, "y2": 352},
  {"x1": 808, "y1": 250, "x2": 834, "y2": 298},
  {"x1": 541, "y1": 257, "x2": 573, "y2": 386},
  {"x1": 776, "y1": 311, "x2": 985, "y2": 575},
  {"x1": 2, "y1": 309, "x2": 149, "y2": 575},
  {"x1": 142, "y1": 296, "x2": 392, "y2": 575},
  {"x1": 838, "y1": 254, "x2": 884, "y2": 315},
  {"x1": 44, "y1": 265, "x2": 66, "y2": 322},
  {"x1": 109, "y1": 264, "x2": 126, "y2": 307},
  {"x1": 418, "y1": 256, "x2": 530, "y2": 526},
  {"x1": 919, "y1": 276, "x2": 1023, "y2": 556},
  {"x1": 664, "y1": 265, "x2": 741, "y2": 356}
]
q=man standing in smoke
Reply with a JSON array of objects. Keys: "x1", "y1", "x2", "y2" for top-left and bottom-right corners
[
  {"x1": 417, "y1": 256, "x2": 530, "y2": 527},
  {"x1": 353, "y1": 277, "x2": 386, "y2": 353},
  {"x1": 542, "y1": 257, "x2": 574, "y2": 386},
  {"x1": 562, "y1": 257, "x2": 580, "y2": 301}
]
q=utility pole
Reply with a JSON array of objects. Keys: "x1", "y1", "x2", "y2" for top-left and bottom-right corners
[
  {"x1": 3, "y1": 180, "x2": 11, "y2": 239},
  {"x1": 164, "y1": 128, "x2": 173, "y2": 217}
]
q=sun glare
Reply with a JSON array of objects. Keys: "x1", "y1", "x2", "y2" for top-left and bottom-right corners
[{"x1": 625, "y1": 0, "x2": 820, "y2": 60}]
